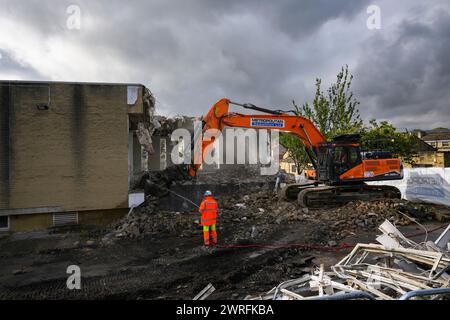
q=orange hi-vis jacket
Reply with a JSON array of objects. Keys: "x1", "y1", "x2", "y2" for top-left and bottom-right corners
[{"x1": 199, "y1": 196, "x2": 218, "y2": 226}]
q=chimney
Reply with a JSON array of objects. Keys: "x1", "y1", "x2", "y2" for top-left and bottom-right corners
[{"x1": 417, "y1": 130, "x2": 425, "y2": 139}]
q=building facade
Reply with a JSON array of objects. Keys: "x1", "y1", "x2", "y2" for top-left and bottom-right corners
[
  {"x1": 411, "y1": 130, "x2": 450, "y2": 168},
  {"x1": 0, "y1": 80, "x2": 154, "y2": 231}
]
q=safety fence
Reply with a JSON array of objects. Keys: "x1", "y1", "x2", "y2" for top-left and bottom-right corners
[{"x1": 369, "y1": 168, "x2": 450, "y2": 207}]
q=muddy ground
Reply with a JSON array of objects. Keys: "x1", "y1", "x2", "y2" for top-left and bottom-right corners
[{"x1": 0, "y1": 188, "x2": 448, "y2": 300}]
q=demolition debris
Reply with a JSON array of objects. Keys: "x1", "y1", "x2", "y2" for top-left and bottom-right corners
[{"x1": 245, "y1": 219, "x2": 450, "y2": 300}]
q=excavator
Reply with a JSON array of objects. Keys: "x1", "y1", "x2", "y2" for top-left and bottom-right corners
[{"x1": 186, "y1": 98, "x2": 403, "y2": 208}]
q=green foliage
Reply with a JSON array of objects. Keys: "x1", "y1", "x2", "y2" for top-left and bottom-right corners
[
  {"x1": 279, "y1": 129, "x2": 309, "y2": 173},
  {"x1": 360, "y1": 120, "x2": 419, "y2": 165},
  {"x1": 280, "y1": 65, "x2": 362, "y2": 171},
  {"x1": 299, "y1": 65, "x2": 363, "y2": 139},
  {"x1": 280, "y1": 65, "x2": 419, "y2": 170}
]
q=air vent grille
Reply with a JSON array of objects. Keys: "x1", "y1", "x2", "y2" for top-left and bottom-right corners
[{"x1": 53, "y1": 212, "x2": 78, "y2": 227}]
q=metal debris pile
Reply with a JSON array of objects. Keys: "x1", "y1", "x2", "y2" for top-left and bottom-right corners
[{"x1": 245, "y1": 221, "x2": 450, "y2": 300}]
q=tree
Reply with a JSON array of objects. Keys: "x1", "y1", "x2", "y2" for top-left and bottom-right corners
[
  {"x1": 281, "y1": 66, "x2": 420, "y2": 171},
  {"x1": 280, "y1": 65, "x2": 363, "y2": 172},
  {"x1": 360, "y1": 120, "x2": 419, "y2": 165},
  {"x1": 279, "y1": 104, "x2": 310, "y2": 173},
  {"x1": 432, "y1": 127, "x2": 449, "y2": 131}
]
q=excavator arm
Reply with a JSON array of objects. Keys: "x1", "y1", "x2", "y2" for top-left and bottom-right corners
[{"x1": 188, "y1": 98, "x2": 326, "y2": 177}]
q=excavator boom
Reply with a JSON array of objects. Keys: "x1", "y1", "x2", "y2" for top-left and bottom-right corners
[{"x1": 189, "y1": 98, "x2": 325, "y2": 177}]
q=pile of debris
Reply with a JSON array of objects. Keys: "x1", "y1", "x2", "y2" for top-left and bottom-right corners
[
  {"x1": 245, "y1": 221, "x2": 450, "y2": 300},
  {"x1": 103, "y1": 208, "x2": 199, "y2": 242},
  {"x1": 194, "y1": 165, "x2": 294, "y2": 185},
  {"x1": 220, "y1": 190, "x2": 436, "y2": 242},
  {"x1": 106, "y1": 187, "x2": 440, "y2": 244},
  {"x1": 312, "y1": 199, "x2": 435, "y2": 240}
]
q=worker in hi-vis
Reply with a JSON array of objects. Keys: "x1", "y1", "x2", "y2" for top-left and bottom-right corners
[{"x1": 198, "y1": 190, "x2": 219, "y2": 247}]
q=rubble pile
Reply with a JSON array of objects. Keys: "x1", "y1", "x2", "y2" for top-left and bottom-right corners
[
  {"x1": 194, "y1": 165, "x2": 294, "y2": 185},
  {"x1": 153, "y1": 115, "x2": 196, "y2": 136},
  {"x1": 219, "y1": 191, "x2": 436, "y2": 242},
  {"x1": 107, "y1": 180, "x2": 440, "y2": 244},
  {"x1": 104, "y1": 208, "x2": 199, "y2": 242},
  {"x1": 245, "y1": 220, "x2": 450, "y2": 300},
  {"x1": 312, "y1": 199, "x2": 434, "y2": 239},
  {"x1": 137, "y1": 164, "x2": 192, "y2": 196}
]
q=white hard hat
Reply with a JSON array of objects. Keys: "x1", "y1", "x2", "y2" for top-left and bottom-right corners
[{"x1": 204, "y1": 190, "x2": 212, "y2": 196}]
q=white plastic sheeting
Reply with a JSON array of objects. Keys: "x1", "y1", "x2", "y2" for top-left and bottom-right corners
[
  {"x1": 128, "y1": 192, "x2": 145, "y2": 207},
  {"x1": 368, "y1": 168, "x2": 450, "y2": 207}
]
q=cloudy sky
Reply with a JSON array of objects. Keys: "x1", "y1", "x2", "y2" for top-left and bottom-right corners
[{"x1": 0, "y1": 0, "x2": 449, "y2": 130}]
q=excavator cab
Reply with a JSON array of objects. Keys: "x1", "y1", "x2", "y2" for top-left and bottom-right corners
[
  {"x1": 316, "y1": 134, "x2": 403, "y2": 185},
  {"x1": 316, "y1": 140, "x2": 362, "y2": 183}
]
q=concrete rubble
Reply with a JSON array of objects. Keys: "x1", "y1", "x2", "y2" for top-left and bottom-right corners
[
  {"x1": 245, "y1": 220, "x2": 450, "y2": 300},
  {"x1": 105, "y1": 174, "x2": 444, "y2": 245}
]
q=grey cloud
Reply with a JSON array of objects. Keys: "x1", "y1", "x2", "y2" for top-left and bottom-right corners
[
  {"x1": 354, "y1": 6, "x2": 450, "y2": 129},
  {"x1": 0, "y1": 50, "x2": 44, "y2": 79},
  {"x1": 0, "y1": 0, "x2": 449, "y2": 130}
]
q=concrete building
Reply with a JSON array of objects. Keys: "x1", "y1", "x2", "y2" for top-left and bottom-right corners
[
  {"x1": 0, "y1": 80, "x2": 155, "y2": 232},
  {"x1": 280, "y1": 151, "x2": 297, "y2": 176},
  {"x1": 418, "y1": 129, "x2": 450, "y2": 152},
  {"x1": 411, "y1": 130, "x2": 450, "y2": 168}
]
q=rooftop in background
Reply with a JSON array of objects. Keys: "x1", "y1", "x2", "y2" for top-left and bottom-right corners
[
  {"x1": 413, "y1": 129, "x2": 450, "y2": 141},
  {"x1": 421, "y1": 130, "x2": 450, "y2": 142}
]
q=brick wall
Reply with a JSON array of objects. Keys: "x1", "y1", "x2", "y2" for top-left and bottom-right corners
[{"x1": 0, "y1": 82, "x2": 133, "y2": 214}]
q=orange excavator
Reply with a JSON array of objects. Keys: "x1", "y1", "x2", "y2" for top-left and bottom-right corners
[{"x1": 187, "y1": 98, "x2": 403, "y2": 208}]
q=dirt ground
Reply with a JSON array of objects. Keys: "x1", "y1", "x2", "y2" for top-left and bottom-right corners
[{"x1": 0, "y1": 188, "x2": 448, "y2": 300}]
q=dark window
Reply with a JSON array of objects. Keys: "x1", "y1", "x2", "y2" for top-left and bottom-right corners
[
  {"x1": 0, "y1": 216, "x2": 9, "y2": 230},
  {"x1": 333, "y1": 147, "x2": 347, "y2": 164},
  {"x1": 348, "y1": 147, "x2": 360, "y2": 165}
]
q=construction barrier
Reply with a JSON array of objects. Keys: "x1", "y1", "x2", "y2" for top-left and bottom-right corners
[{"x1": 369, "y1": 168, "x2": 450, "y2": 207}]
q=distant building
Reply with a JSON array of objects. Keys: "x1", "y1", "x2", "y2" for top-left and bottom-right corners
[
  {"x1": 411, "y1": 129, "x2": 450, "y2": 168},
  {"x1": 417, "y1": 129, "x2": 450, "y2": 152},
  {"x1": 279, "y1": 149, "x2": 298, "y2": 176},
  {"x1": 0, "y1": 80, "x2": 155, "y2": 232}
]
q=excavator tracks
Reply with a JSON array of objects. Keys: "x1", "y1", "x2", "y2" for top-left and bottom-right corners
[
  {"x1": 297, "y1": 184, "x2": 402, "y2": 208},
  {"x1": 279, "y1": 182, "x2": 318, "y2": 200}
]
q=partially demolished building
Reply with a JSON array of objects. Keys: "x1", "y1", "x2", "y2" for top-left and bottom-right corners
[{"x1": 0, "y1": 80, "x2": 156, "y2": 231}]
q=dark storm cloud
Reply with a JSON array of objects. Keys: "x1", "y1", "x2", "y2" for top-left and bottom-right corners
[
  {"x1": 266, "y1": 0, "x2": 370, "y2": 39},
  {"x1": 0, "y1": 0, "x2": 449, "y2": 129},
  {"x1": 355, "y1": 6, "x2": 450, "y2": 129}
]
